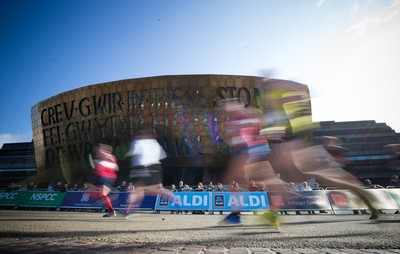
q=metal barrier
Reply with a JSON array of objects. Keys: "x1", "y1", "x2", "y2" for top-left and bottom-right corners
[{"x1": 1, "y1": 189, "x2": 399, "y2": 213}]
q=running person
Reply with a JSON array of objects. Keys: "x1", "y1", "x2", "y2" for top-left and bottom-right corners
[
  {"x1": 91, "y1": 143, "x2": 119, "y2": 217},
  {"x1": 220, "y1": 99, "x2": 283, "y2": 227},
  {"x1": 263, "y1": 81, "x2": 379, "y2": 220},
  {"x1": 124, "y1": 130, "x2": 174, "y2": 216}
]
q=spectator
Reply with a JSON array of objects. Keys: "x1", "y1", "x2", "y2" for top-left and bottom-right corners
[
  {"x1": 26, "y1": 182, "x2": 35, "y2": 190},
  {"x1": 229, "y1": 180, "x2": 236, "y2": 192},
  {"x1": 69, "y1": 184, "x2": 79, "y2": 191},
  {"x1": 117, "y1": 181, "x2": 127, "y2": 191},
  {"x1": 80, "y1": 183, "x2": 90, "y2": 191},
  {"x1": 170, "y1": 184, "x2": 178, "y2": 214},
  {"x1": 195, "y1": 182, "x2": 204, "y2": 191},
  {"x1": 61, "y1": 183, "x2": 69, "y2": 192},
  {"x1": 193, "y1": 182, "x2": 205, "y2": 214},
  {"x1": 312, "y1": 182, "x2": 328, "y2": 213},
  {"x1": 363, "y1": 179, "x2": 385, "y2": 214},
  {"x1": 177, "y1": 180, "x2": 185, "y2": 191},
  {"x1": 183, "y1": 184, "x2": 192, "y2": 191},
  {"x1": 286, "y1": 182, "x2": 301, "y2": 215},
  {"x1": 46, "y1": 184, "x2": 54, "y2": 191},
  {"x1": 287, "y1": 182, "x2": 298, "y2": 191},
  {"x1": 389, "y1": 175, "x2": 400, "y2": 187},
  {"x1": 216, "y1": 182, "x2": 224, "y2": 191},
  {"x1": 181, "y1": 184, "x2": 191, "y2": 214},
  {"x1": 301, "y1": 181, "x2": 312, "y2": 191},
  {"x1": 259, "y1": 182, "x2": 267, "y2": 192},
  {"x1": 300, "y1": 182, "x2": 315, "y2": 214},
  {"x1": 126, "y1": 182, "x2": 135, "y2": 192},
  {"x1": 248, "y1": 180, "x2": 260, "y2": 191},
  {"x1": 364, "y1": 179, "x2": 383, "y2": 189},
  {"x1": 53, "y1": 181, "x2": 63, "y2": 191},
  {"x1": 233, "y1": 182, "x2": 242, "y2": 192},
  {"x1": 206, "y1": 181, "x2": 215, "y2": 192}
]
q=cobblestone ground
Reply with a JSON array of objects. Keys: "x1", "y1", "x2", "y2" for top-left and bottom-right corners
[
  {"x1": 1, "y1": 237, "x2": 400, "y2": 254},
  {"x1": 1, "y1": 209, "x2": 399, "y2": 253}
]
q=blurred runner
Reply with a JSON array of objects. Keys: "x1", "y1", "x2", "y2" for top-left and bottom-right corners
[
  {"x1": 124, "y1": 130, "x2": 174, "y2": 217},
  {"x1": 91, "y1": 143, "x2": 119, "y2": 217},
  {"x1": 263, "y1": 80, "x2": 379, "y2": 220},
  {"x1": 219, "y1": 99, "x2": 283, "y2": 227}
]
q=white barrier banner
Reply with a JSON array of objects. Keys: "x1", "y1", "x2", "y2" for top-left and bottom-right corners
[{"x1": 326, "y1": 189, "x2": 399, "y2": 211}]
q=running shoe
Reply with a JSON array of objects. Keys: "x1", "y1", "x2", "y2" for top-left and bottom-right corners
[
  {"x1": 369, "y1": 209, "x2": 379, "y2": 220},
  {"x1": 221, "y1": 212, "x2": 242, "y2": 224},
  {"x1": 261, "y1": 210, "x2": 281, "y2": 230},
  {"x1": 103, "y1": 210, "x2": 117, "y2": 217}
]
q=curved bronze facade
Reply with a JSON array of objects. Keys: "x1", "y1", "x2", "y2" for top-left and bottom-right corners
[{"x1": 31, "y1": 75, "x2": 309, "y2": 185}]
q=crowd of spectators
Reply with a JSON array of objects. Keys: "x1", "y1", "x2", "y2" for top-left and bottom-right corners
[
  {"x1": 3, "y1": 175, "x2": 400, "y2": 215},
  {"x1": 5, "y1": 174, "x2": 400, "y2": 194}
]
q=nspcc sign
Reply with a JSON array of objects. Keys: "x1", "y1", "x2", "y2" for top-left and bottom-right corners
[
  {"x1": 0, "y1": 191, "x2": 20, "y2": 206},
  {"x1": 17, "y1": 191, "x2": 66, "y2": 207}
]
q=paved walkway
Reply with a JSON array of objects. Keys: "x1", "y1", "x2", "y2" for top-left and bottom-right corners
[
  {"x1": 1, "y1": 209, "x2": 400, "y2": 253},
  {"x1": 2, "y1": 237, "x2": 400, "y2": 254}
]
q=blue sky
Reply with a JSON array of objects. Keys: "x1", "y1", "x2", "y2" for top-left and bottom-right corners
[{"x1": 1, "y1": 0, "x2": 399, "y2": 148}]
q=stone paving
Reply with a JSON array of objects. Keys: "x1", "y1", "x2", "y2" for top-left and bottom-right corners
[
  {"x1": 0, "y1": 237, "x2": 400, "y2": 254},
  {"x1": 1, "y1": 209, "x2": 400, "y2": 253},
  {"x1": 1, "y1": 237, "x2": 400, "y2": 254}
]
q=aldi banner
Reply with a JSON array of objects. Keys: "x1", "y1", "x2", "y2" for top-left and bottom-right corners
[
  {"x1": 211, "y1": 192, "x2": 269, "y2": 211},
  {"x1": 0, "y1": 190, "x2": 21, "y2": 206},
  {"x1": 155, "y1": 191, "x2": 269, "y2": 211},
  {"x1": 268, "y1": 190, "x2": 331, "y2": 211},
  {"x1": 155, "y1": 191, "x2": 211, "y2": 211}
]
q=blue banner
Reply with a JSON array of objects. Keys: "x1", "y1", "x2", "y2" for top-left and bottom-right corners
[
  {"x1": 113, "y1": 192, "x2": 156, "y2": 210},
  {"x1": 155, "y1": 191, "x2": 211, "y2": 210},
  {"x1": 60, "y1": 191, "x2": 105, "y2": 208},
  {"x1": 268, "y1": 190, "x2": 331, "y2": 210},
  {"x1": 155, "y1": 191, "x2": 269, "y2": 211},
  {"x1": 60, "y1": 191, "x2": 157, "y2": 210},
  {"x1": 211, "y1": 192, "x2": 269, "y2": 211}
]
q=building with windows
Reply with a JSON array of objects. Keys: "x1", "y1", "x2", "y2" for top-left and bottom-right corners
[
  {"x1": 30, "y1": 74, "x2": 311, "y2": 186},
  {"x1": 0, "y1": 142, "x2": 36, "y2": 189},
  {"x1": 2, "y1": 75, "x2": 398, "y2": 189},
  {"x1": 312, "y1": 120, "x2": 400, "y2": 185},
  {"x1": 1, "y1": 119, "x2": 398, "y2": 189}
]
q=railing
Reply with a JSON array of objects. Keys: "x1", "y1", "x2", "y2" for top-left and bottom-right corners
[{"x1": 1, "y1": 188, "x2": 399, "y2": 213}]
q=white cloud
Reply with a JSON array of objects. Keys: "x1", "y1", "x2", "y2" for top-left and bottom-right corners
[
  {"x1": 306, "y1": 0, "x2": 400, "y2": 132},
  {"x1": 347, "y1": 0, "x2": 400, "y2": 39},
  {"x1": 0, "y1": 133, "x2": 32, "y2": 149},
  {"x1": 350, "y1": 1, "x2": 360, "y2": 16},
  {"x1": 316, "y1": 0, "x2": 326, "y2": 8}
]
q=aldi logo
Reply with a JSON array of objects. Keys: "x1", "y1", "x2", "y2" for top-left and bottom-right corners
[
  {"x1": 214, "y1": 194, "x2": 225, "y2": 207},
  {"x1": 158, "y1": 196, "x2": 169, "y2": 206}
]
